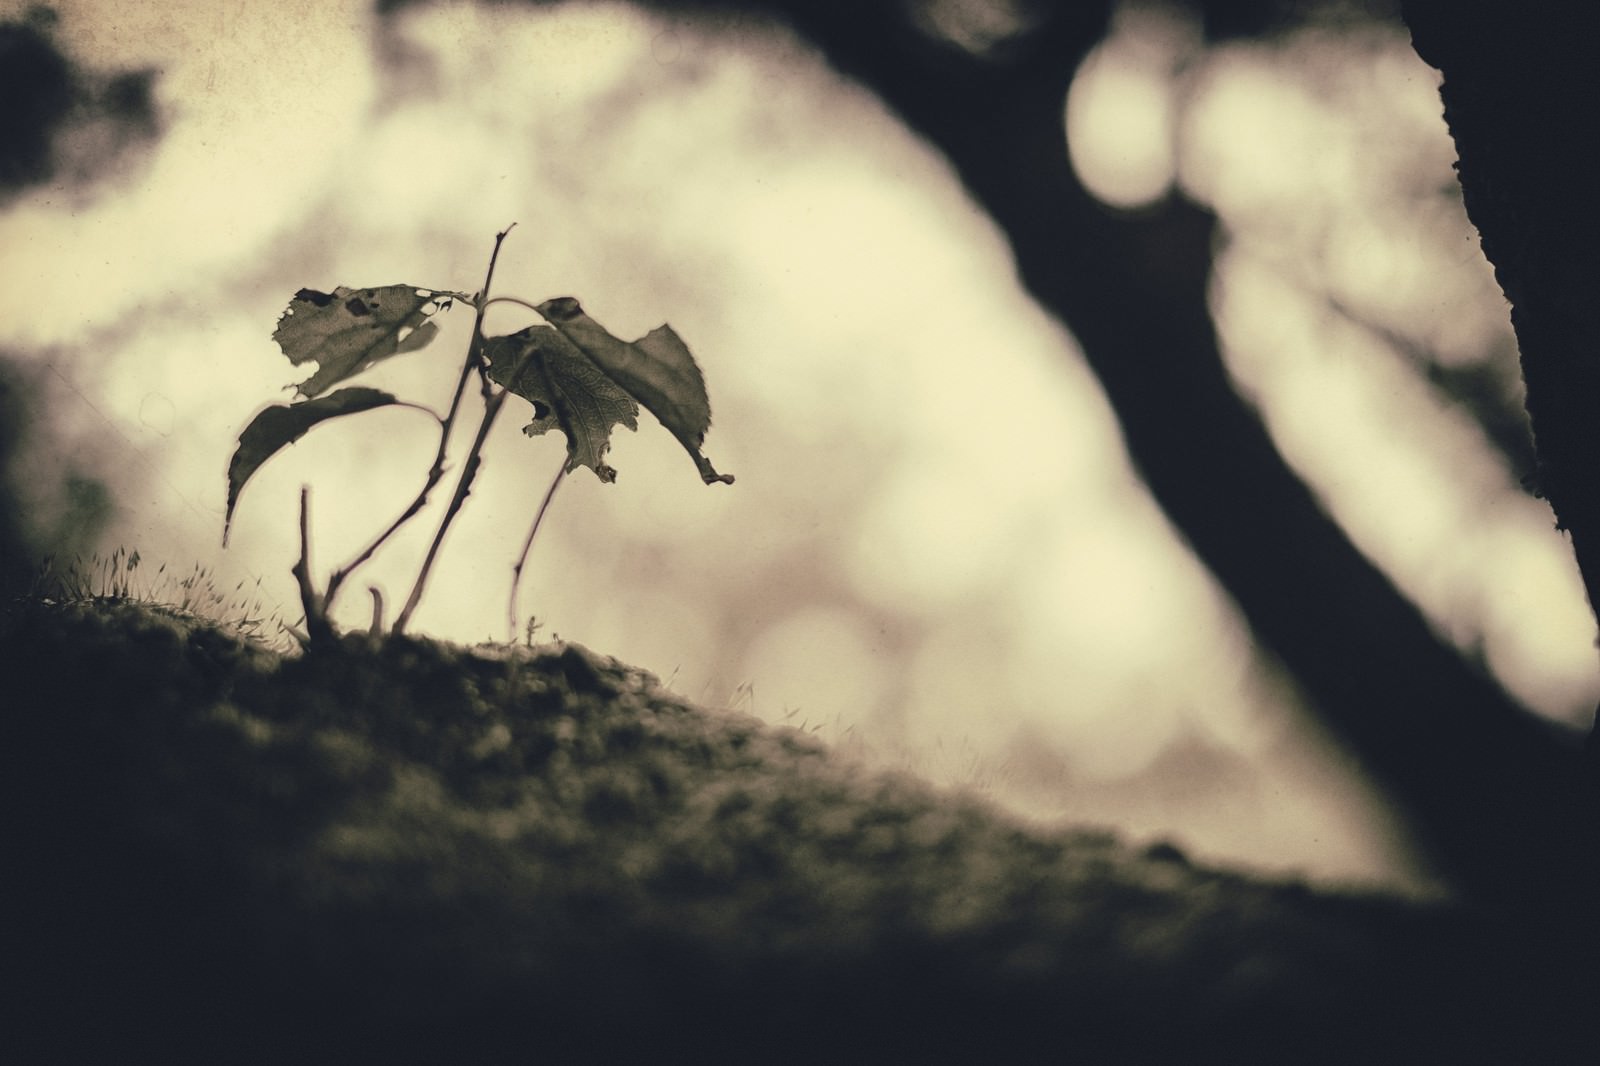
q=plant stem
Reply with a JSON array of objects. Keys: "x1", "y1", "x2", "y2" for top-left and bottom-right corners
[
  {"x1": 392, "y1": 392, "x2": 501, "y2": 634},
  {"x1": 507, "y1": 462, "x2": 567, "y2": 640},
  {"x1": 391, "y1": 226, "x2": 530, "y2": 635},
  {"x1": 367, "y1": 585, "x2": 385, "y2": 638},
  {"x1": 290, "y1": 485, "x2": 335, "y2": 648},
  {"x1": 320, "y1": 225, "x2": 516, "y2": 618},
  {"x1": 479, "y1": 295, "x2": 545, "y2": 318}
]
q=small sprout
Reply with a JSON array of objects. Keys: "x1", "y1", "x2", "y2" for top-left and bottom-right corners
[{"x1": 224, "y1": 227, "x2": 735, "y2": 647}]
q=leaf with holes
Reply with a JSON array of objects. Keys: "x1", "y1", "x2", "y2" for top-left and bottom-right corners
[
  {"x1": 484, "y1": 325, "x2": 640, "y2": 482},
  {"x1": 534, "y1": 297, "x2": 734, "y2": 484},
  {"x1": 224, "y1": 387, "x2": 402, "y2": 544},
  {"x1": 273, "y1": 285, "x2": 449, "y2": 398}
]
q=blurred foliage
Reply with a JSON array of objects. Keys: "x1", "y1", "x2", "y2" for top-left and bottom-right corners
[{"x1": 0, "y1": 4, "x2": 159, "y2": 199}]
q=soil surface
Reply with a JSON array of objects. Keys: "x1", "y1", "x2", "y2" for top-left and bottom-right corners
[{"x1": 3, "y1": 598, "x2": 1592, "y2": 1063}]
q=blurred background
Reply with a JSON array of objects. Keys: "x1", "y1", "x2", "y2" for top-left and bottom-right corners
[{"x1": 2, "y1": 0, "x2": 1594, "y2": 892}]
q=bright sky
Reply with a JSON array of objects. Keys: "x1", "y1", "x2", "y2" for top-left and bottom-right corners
[{"x1": 4, "y1": 0, "x2": 1593, "y2": 891}]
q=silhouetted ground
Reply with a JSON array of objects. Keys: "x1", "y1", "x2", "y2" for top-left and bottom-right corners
[{"x1": 3, "y1": 597, "x2": 1592, "y2": 1064}]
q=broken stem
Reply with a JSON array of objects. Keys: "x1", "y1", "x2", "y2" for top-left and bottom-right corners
[
  {"x1": 320, "y1": 224, "x2": 517, "y2": 619},
  {"x1": 290, "y1": 485, "x2": 335, "y2": 648},
  {"x1": 368, "y1": 585, "x2": 385, "y2": 638},
  {"x1": 507, "y1": 462, "x2": 567, "y2": 640}
]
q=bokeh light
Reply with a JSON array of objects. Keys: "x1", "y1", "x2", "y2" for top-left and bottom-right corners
[
  {"x1": 5, "y1": 0, "x2": 1588, "y2": 894},
  {"x1": 1178, "y1": 23, "x2": 1598, "y2": 721},
  {"x1": 1065, "y1": 3, "x2": 1194, "y2": 209}
]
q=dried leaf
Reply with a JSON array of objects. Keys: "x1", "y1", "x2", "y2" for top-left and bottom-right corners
[
  {"x1": 224, "y1": 387, "x2": 399, "y2": 545},
  {"x1": 273, "y1": 285, "x2": 446, "y2": 398},
  {"x1": 484, "y1": 326, "x2": 640, "y2": 482},
  {"x1": 535, "y1": 297, "x2": 734, "y2": 484}
]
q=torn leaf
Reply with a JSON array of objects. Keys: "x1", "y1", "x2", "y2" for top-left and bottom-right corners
[
  {"x1": 534, "y1": 297, "x2": 734, "y2": 485},
  {"x1": 273, "y1": 285, "x2": 448, "y2": 398},
  {"x1": 484, "y1": 326, "x2": 640, "y2": 482},
  {"x1": 224, "y1": 387, "x2": 400, "y2": 545}
]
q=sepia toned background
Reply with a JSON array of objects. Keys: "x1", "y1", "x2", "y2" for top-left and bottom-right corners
[{"x1": 3, "y1": 0, "x2": 1593, "y2": 891}]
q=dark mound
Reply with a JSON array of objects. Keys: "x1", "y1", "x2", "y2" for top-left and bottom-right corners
[{"x1": 1, "y1": 600, "x2": 1587, "y2": 1063}]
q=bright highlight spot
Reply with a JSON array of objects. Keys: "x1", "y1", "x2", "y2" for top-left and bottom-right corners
[
  {"x1": 1065, "y1": 5, "x2": 1194, "y2": 210},
  {"x1": 737, "y1": 607, "x2": 893, "y2": 730}
]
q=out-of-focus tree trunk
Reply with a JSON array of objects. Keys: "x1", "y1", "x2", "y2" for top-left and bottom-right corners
[
  {"x1": 493, "y1": 0, "x2": 1600, "y2": 915},
  {"x1": 1402, "y1": 1, "x2": 1600, "y2": 761}
]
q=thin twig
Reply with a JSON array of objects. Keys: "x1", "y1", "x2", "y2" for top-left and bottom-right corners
[
  {"x1": 367, "y1": 585, "x2": 385, "y2": 638},
  {"x1": 507, "y1": 463, "x2": 567, "y2": 640},
  {"x1": 391, "y1": 226, "x2": 530, "y2": 634},
  {"x1": 321, "y1": 225, "x2": 517, "y2": 618},
  {"x1": 290, "y1": 485, "x2": 334, "y2": 648},
  {"x1": 392, "y1": 411, "x2": 493, "y2": 633},
  {"x1": 393, "y1": 329, "x2": 552, "y2": 633},
  {"x1": 323, "y1": 453, "x2": 445, "y2": 609}
]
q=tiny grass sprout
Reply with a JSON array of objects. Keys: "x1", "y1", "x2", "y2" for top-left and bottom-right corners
[
  {"x1": 17, "y1": 548, "x2": 292, "y2": 650},
  {"x1": 225, "y1": 226, "x2": 734, "y2": 648}
]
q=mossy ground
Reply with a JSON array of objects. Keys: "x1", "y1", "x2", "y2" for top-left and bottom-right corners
[{"x1": 2, "y1": 596, "x2": 1590, "y2": 1063}]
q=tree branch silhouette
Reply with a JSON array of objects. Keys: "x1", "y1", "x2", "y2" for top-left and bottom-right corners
[{"x1": 503, "y1": 0, "x2": 1599, "y2": 913}]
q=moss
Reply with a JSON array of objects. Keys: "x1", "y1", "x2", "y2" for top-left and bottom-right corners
[{"x1": 1, "y1": 598, "x2": 1591, "y2": 1063}]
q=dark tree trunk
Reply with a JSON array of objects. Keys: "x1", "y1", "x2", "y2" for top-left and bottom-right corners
[
  {"x1": 1401, "y1": 1, "x2": 1600, "y2": 760},
  {"x1": 494, "y1": 0, "x2": 1600, "y2": 915}
]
